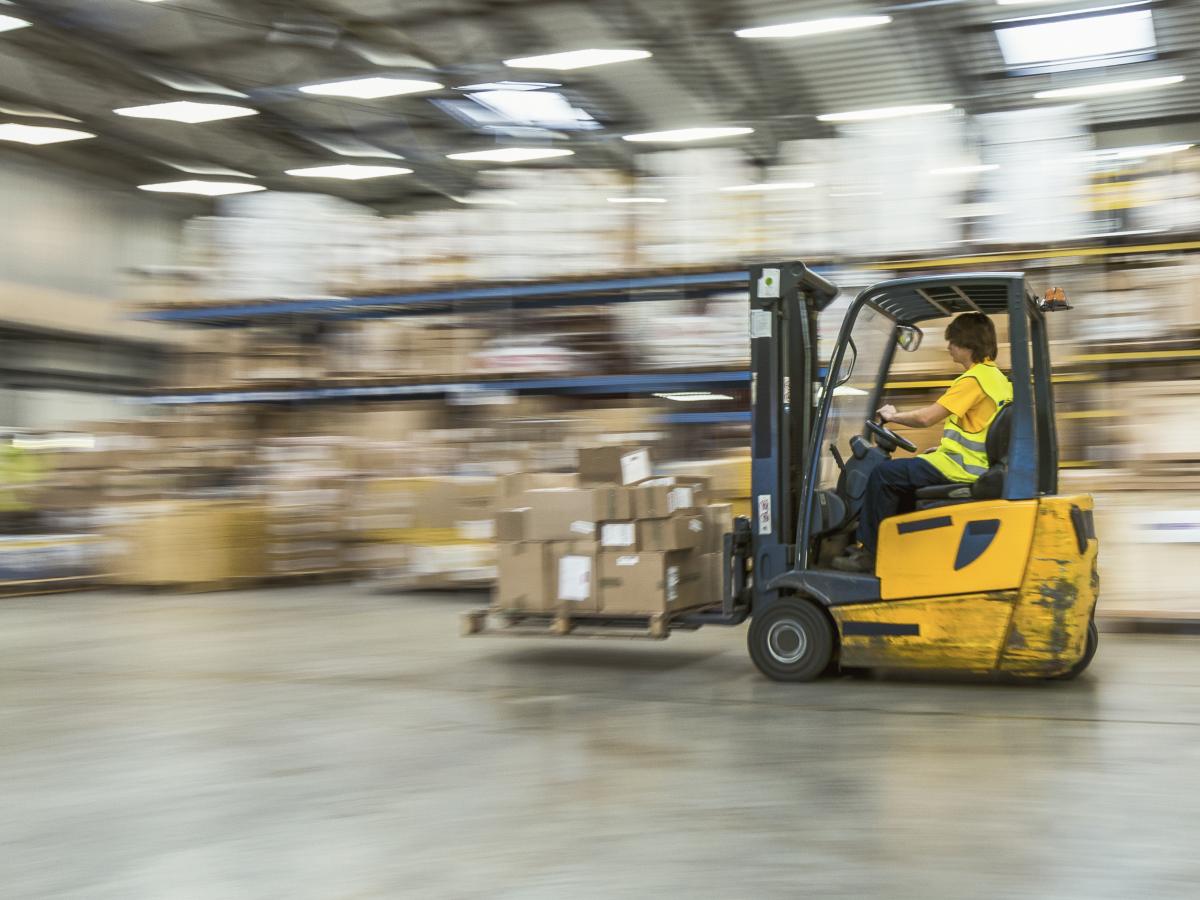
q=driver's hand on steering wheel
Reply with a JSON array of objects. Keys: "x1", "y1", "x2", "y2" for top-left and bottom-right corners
[{"x1": 876, "y1": 404, "x2": 898, "y2": 424}]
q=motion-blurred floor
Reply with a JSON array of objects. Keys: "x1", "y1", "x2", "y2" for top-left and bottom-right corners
[{"x1": 3, "y1": 587, "x2": 1198, "y2": 899}]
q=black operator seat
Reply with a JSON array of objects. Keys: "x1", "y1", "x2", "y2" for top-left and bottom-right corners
[{"x1": 914, "y1": 402, "x2": 1013, "y2": 506}]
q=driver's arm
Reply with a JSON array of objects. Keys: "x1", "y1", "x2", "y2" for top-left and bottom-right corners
[{"x1": 877, "y1": 402, "x2": 951, "y2": 429}]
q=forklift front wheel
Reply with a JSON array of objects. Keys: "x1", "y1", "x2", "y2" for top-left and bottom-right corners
[
  {"x1": 748, "y1": 597, "x2": 834, "y2": 682},
  {"x1": 1051, "y1": 620, "x2": 1099, "y2": 681}
]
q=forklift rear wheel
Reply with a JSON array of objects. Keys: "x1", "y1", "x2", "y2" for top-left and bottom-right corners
[
  {"x1": 748, "y1": 597, "x2": 834, "y2": 682},
  {"x1": 1052, "y1": 620, "x2": 1098, "y2": 681}
]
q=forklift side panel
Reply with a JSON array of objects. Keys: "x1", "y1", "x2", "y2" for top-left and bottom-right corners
[
  {"x1": 832, "y1": 592, "x2": 1017, "y2": 670},
  {"x1": 997, "y1": 495, "x2": 1099, "y2": 677},
  {"x1": 876, "y1": 500, "x2": 1038, "y2": 601}
]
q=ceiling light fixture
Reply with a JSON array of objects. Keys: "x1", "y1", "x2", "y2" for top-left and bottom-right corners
[
  {"x1": 114, "y1": 101, "x2": 258, "y2": 123},
  {"x1": 817, "y1": 103, "x2": 954, "y2": 123},
  {"x1": 446, "y1": 147, "x2": 574, "y2": 162},
  {"x1": 299, "y1": 77, "x2": 444, "y2": 99},
  {"x1": 607, "y1": 197, "x2": 667, "y2": 203},
  {"x1": 457, "y1": 81, "x2": 561, "y2": 92},
  {"x1": 1033, "y1": 73, "x2": 1183, "y2": 99},
  {"x1": 1091, "y1": 142, "x2": 1193, "y2": 160},
  {"x1": 0, "y1": 123, "x2": 96, "y2": 145},
  {"x1": 0, "y1": 13, "x2": 31, "y2": 32},
  {"x1": 285, "y1": 164, "x2": 413, "y2": 180},
  {"x1": 653, "y1": 392, "x2": 734, "y2": 402},
  {"x1": 720, "y1": 181, "x2": 815, "y2": 193},
  {"x1": 995, "y1": 2, "x2": 1157, "y2": 75},
  {"x1": 929, "y1": 163, "x2": 1000, "y2": 175},
  {"x1": 622, "y1": 126, "x2": 753, "y2": 143},
  {"x1": 138, "y1": 180, "x2": 266, "y2": 196},
  {"x1": 504, "y1": 49, "x2": 651, "y2": 71},
  {"x1": 735, "y1": 15, "x2": 892, "y2": 39},
  {"x1": 467, "y1": 89, "x2": 598, "y2": 130}
]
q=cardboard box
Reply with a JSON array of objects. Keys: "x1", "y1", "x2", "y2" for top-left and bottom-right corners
[
  {"x1": 597, "y1": 550, "x2": 702, "y2": 614},
  {"x1": 494, "y1": 507, "x2": 530, "y2": 542},
  {"x1": 639, "y1": 516, "x2": 704, "y2": 552},
  {"x1": 102, "y1": 500, "x2": 266, "y2": 585},
  {"x1": 500, "y1": 472, "x2": 579, "y2": 499},
  {"x1": 578, "y1": 446, "x2": 652, "y2": 485},
  {"x1": 549, "y1": 540, "x2": 599, "y2": 612},
  {"x1": 633, "y1": 479, "x2": 704, "y2": 518},
  {"x1": 699, "y1": 552, "x2": 725, "y2": 609},
  {"x1": 701, "y1": 504, "x2": 734, "y2": 555},
  {"x1": 495, "y1": 542, "x2": 553, "y2": 611},
  {"x1": 523, "y1": 487, "x2": 631, "y2": 541},
  {"x1": 600, "y1": 521, "x2": 639, "y2": 549}
]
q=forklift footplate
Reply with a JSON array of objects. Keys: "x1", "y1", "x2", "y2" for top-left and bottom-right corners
[{"x1": 462, "y1": 607, "x2": 711, "y2": 641}]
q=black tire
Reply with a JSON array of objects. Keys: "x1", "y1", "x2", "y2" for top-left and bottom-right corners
[
  {"x1": 1053, "y1": 620, "x2": 1099, "y2": 681},
  {"x1": 748, "y1": 597, "x2": 835, "y2": 682}
]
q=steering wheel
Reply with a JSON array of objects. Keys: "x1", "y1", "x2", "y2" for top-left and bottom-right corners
[{"x1": 865, "y1": 419, "x2": 917, "y2": 454}]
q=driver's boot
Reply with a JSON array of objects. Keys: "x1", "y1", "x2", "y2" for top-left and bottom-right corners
[{"x1": 832, "y1": 544, "x2": 874, "y2": 573}]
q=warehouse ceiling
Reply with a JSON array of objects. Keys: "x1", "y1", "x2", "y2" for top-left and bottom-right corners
[{"x1": 1, "y1": 0, "x2": 1199, "y2": 211}]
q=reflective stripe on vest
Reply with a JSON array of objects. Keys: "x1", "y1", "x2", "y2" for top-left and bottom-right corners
[{"x1": 923, "y1": 361, "x2": 1014, "y2": 483}]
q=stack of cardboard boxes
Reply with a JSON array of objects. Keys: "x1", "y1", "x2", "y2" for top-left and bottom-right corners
[
  {"x1": 493, "y1": 448, "x2": 732, "y2": 619},
  {"x1": 347, "y1": 476, "x2": 498, "y2": 588}
]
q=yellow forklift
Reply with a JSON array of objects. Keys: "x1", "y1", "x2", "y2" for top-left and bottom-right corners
[
  {"x1": 470, "y1": 261, "x2": 1100, "y2": 682},
  {"x1": 717, "y1": 262, "x2": 1099, "y2": 681}
]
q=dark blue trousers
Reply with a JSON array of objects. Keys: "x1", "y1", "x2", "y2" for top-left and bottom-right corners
[{"x1": 856, "y1": 457, "x2": 951, "y2": 555}]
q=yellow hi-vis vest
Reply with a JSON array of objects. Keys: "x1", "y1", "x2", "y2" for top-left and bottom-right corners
[{"x1": 922, "y1": 361, "x2": 1013, "y2": 483}]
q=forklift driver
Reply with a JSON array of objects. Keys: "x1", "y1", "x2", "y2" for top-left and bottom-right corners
[{"x1": 833, "y1": 313, "x2": 1013, "y2": 573}]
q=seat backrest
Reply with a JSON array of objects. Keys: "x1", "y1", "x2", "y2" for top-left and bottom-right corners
[{"x1": 985, "y1": 402, "x2": 1013, "y2": 466}]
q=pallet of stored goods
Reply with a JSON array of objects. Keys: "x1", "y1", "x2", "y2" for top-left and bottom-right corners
[
  {"x1": 0, "y1": 534, "x2": 109, "y2": 596},
  {"x1": 348, "y1": 475, "x2": 499, "y2": 589},
  {"x1": 467, "y1": 447, "x2": 730, "y2": 639}
]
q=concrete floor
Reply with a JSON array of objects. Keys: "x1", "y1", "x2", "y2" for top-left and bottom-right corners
[{"x1": 3, "y1": 588, "x2": 1200, "y2": 900}]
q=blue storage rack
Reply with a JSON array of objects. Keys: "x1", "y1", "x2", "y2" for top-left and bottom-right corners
[
  {"x1": 140, "y1": 370, "x2": 753, "y2": 406},
  {"x1": 141, "y1": 269, "x2": 755, "y2": 324}
]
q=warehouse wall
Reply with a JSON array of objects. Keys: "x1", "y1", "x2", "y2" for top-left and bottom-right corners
[
  {"x1": 0, "y1": 155, "x2": 184, "y2": 428},
  {"x1": 0, "y1": 154, "x2": 182, "y2": 301}
]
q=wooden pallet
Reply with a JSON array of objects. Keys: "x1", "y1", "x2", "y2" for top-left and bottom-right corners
[
  {"x1": 0, "y1": 576, "x2": 96, "y2": 598},
  {"x1": 461, "y1": 606, "x2": 713, "y2": 641}
]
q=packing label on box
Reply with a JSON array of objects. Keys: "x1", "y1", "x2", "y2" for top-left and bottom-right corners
[
  {"x1": 601, "y1": 523, "x2": 637, "y2": 547},
  {"x1": 666, "y1": 565, "x2": 680, "y2": 603},
  {"x1": 569, "y1": 520, "x2": 597, "y2": 537},
  {"x1": 688, "y1": 519, "x2": 704, "y2": 533},
  {"x1": 616, "y1": 555, "x2": 639, "y2": 566},
  {"x1": 619, "y1": 449, "x2": 651, "y2": 485},
  {"x1": 457, "y1": 519, "x2": 495, "y2": 541},
  {"x1": 668, "y1": 486, "x2": 695, "y2": 514},
  {"x1": 558, "y1": 555, "x2": 593, "y2": 601}
]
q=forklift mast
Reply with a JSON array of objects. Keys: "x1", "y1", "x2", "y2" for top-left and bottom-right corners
[{"x1": 747, "y1": 262, "x2": 840, "y2": 607}]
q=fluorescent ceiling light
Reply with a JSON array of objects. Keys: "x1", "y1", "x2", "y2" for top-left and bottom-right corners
[
  {"x1": 285, "y1": 164, "x2": 413, "y2": 180},
  {"x1": 930, "y1": 164, "x2": 1000, "y2": 175},
  {"x1": 446, "y1": 147, "x2": 574, "y2": 162},
  {"x1": 720, "y1": 181, "x2": 815, "y2": 193},
  {"x1": 735, "y1": 16, "x2": 892, "y2": 39},
  {"x1": 1091, "y1": 142, "x2": 1193, "y2": 160},
  {"x1": 299, "y1": 77, "x2": 443, "y2": 99},
  {"x1": 159, "y1": 159, "x2": 255, "y2": 177},
  {"x1": 457, "y1": 81, "x2": 560, "y2": 92},
  {"x1": 469, "y1": 89, "x2": 598, "y2": 130},
  {"x1": 653, "y1": 392, "x2": 734, "y2": 402},
  {"x1": 607, "y1": 197, "x2": 667, "y2": 203},
  {"x1": 1033, "y1": 74, "x2": 1183, "y2": 99},
  {"x1": 623, "y1": 126, "x2": 753, "y2": 143},
  {"x1": 995, "y1": 4, "x2": 1156, "y2": 74},
  {"x1": 114, "y1": 101, "x2": 258, "y2": 123},
  {"x1": 817, "y1": 103, "x2": 954, "y2": 123},
  {"x1": 450, "y1": 195, "x2": 519, "y2": 206},
  {"x1": 138, "y1": 180, "x2": 265, "y2": 196},
  {"x1": 504, "y1": 49, "x2": 651, "y2": 71},
  {"x1": 0, "y1": 123, "x2": 96, "y2": 145},
  {"x1": 0, "y1": 14, "x2": 31, "y2": 32}
]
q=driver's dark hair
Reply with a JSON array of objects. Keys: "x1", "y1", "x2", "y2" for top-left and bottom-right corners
[{"x1": 944, "y1": 313, "x2": 997, "y2": 364}]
